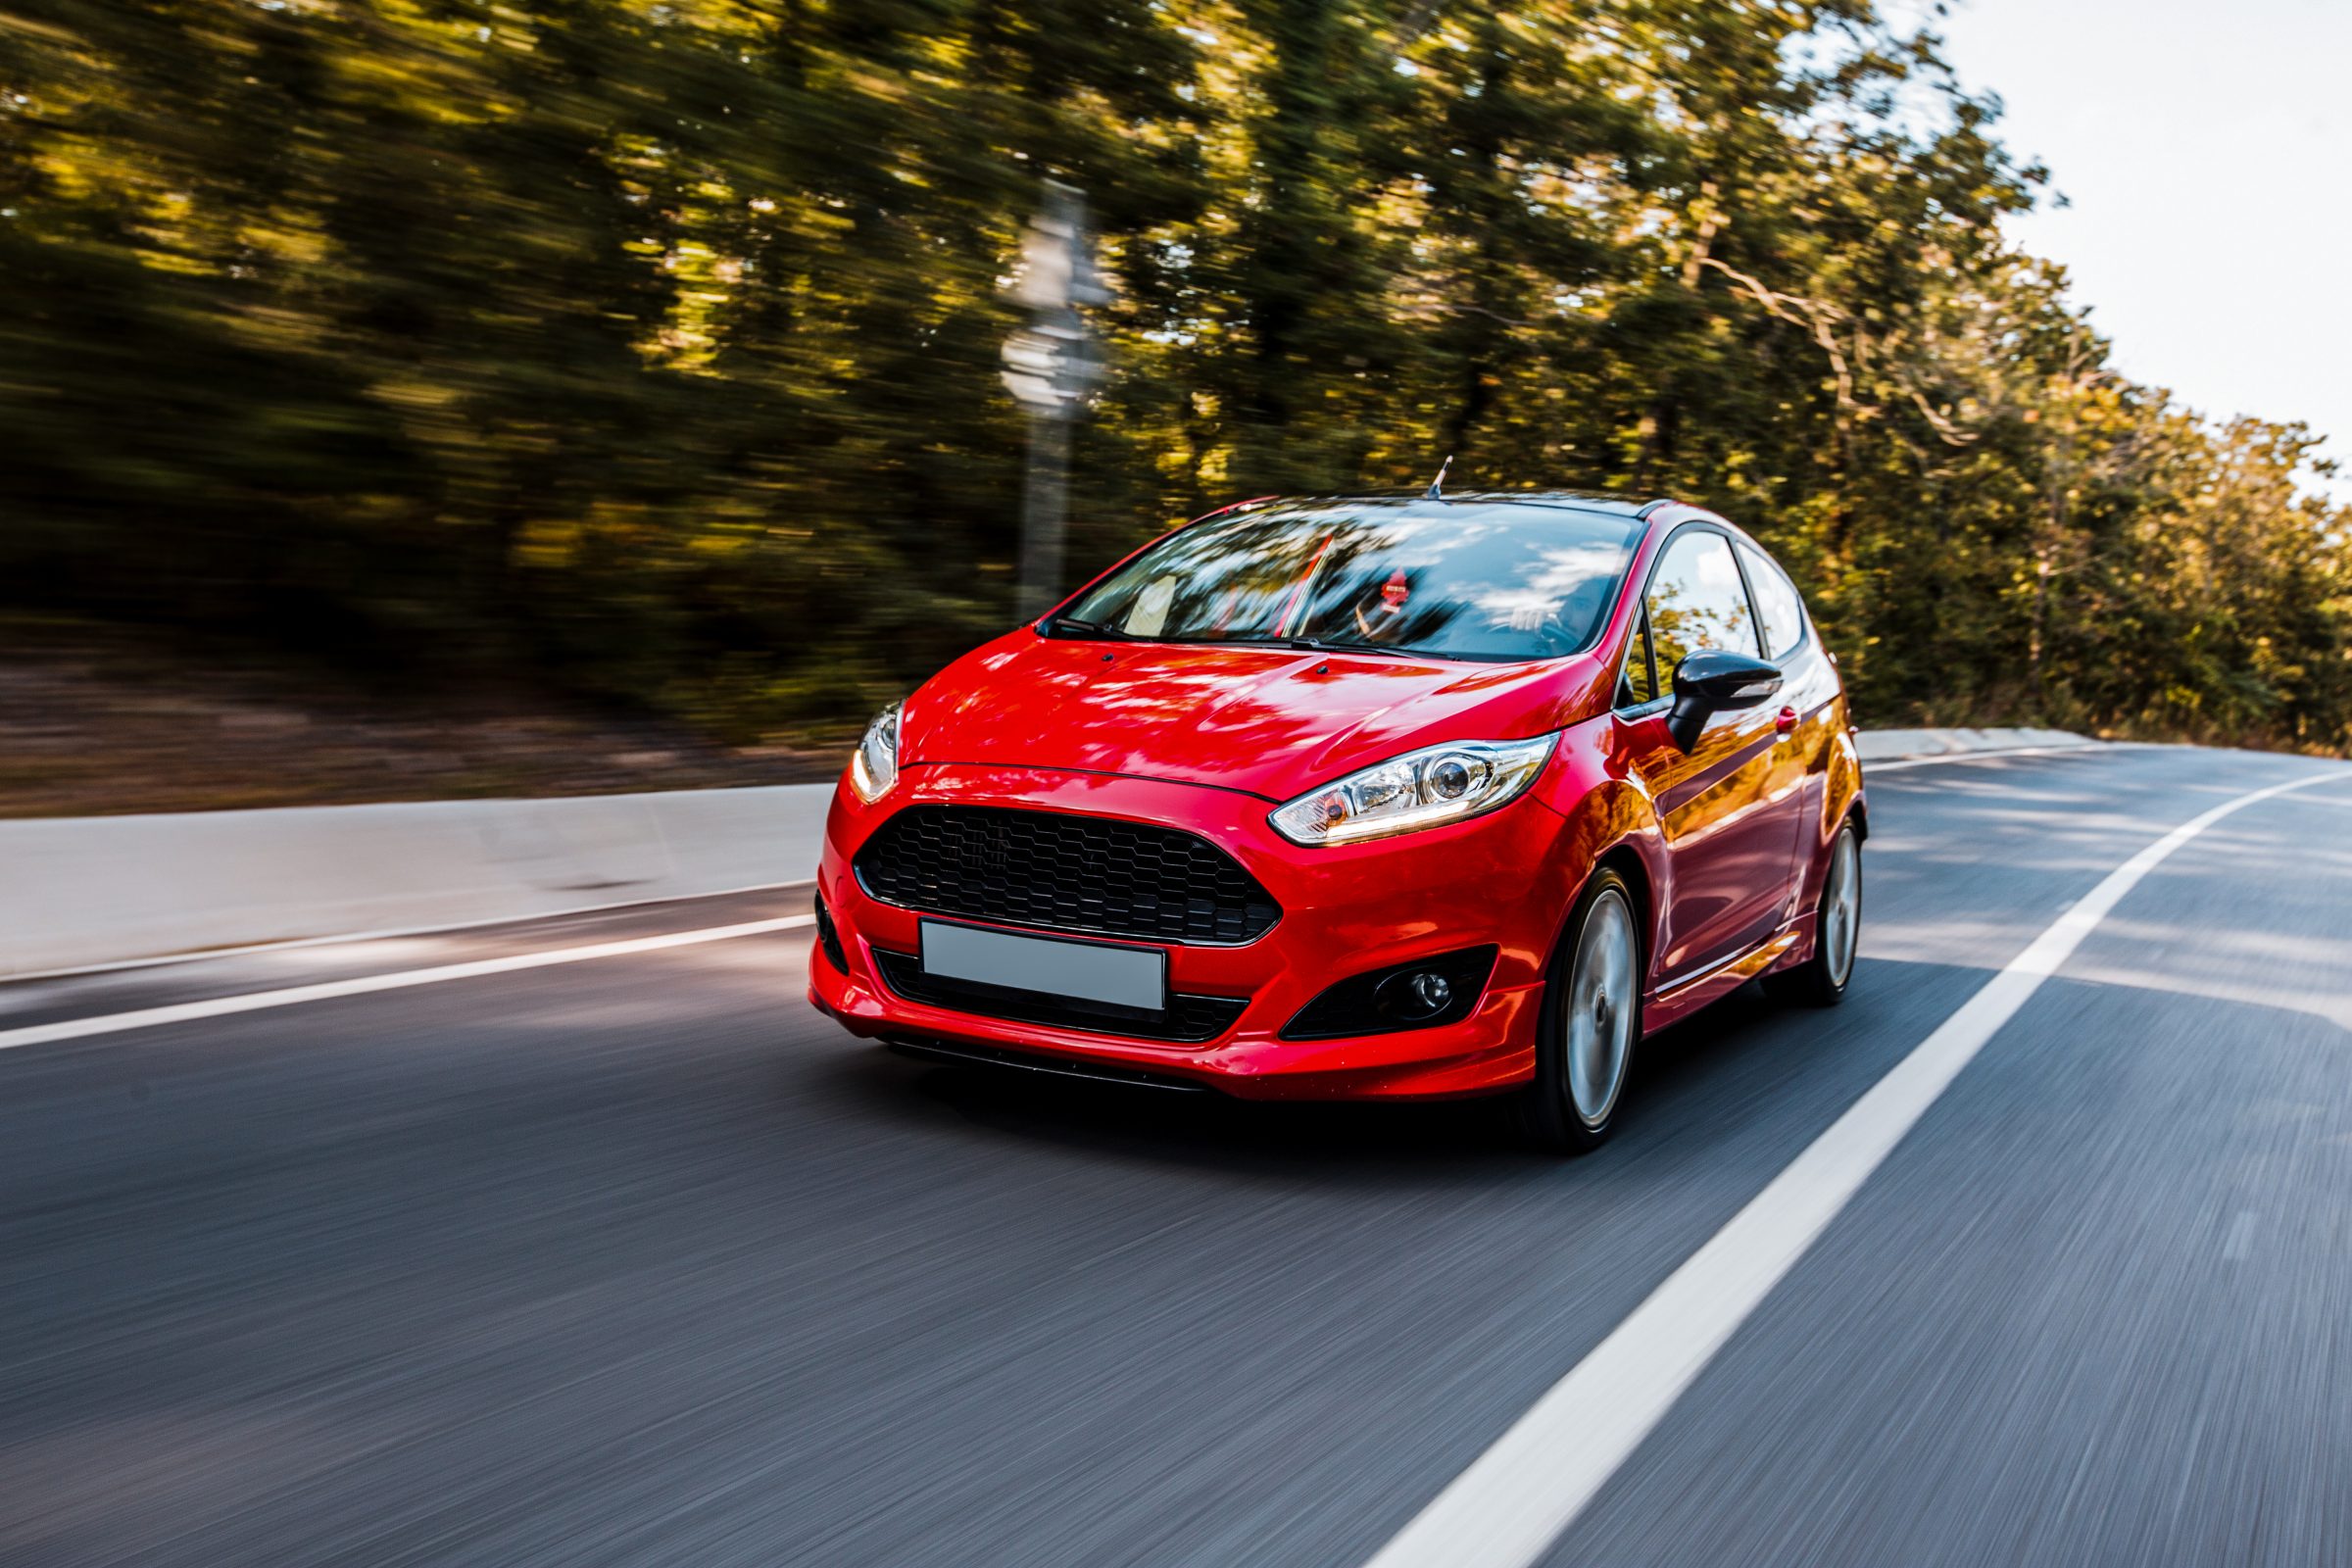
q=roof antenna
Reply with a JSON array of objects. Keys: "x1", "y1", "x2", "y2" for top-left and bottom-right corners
[{"x1": 1423, "y1": 454, "x2": 1452, "y2": 502}]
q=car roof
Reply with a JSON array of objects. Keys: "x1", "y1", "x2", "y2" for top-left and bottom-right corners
[
  {"x1": 1217, "y1": 490, "x2": 1665, "y2": 520},
  {"x1": 1428, "y1": 489, "x2": 1656, "y2": 515}
]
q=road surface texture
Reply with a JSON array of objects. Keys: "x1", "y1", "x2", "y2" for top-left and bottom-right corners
[{"x1": 4, "y1": 744, "x2": 2348, "y2": 1567}]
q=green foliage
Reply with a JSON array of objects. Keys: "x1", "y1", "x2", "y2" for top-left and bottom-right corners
[{"x1": 3, "y1": 0, "x2": 2347, "y2": 753}]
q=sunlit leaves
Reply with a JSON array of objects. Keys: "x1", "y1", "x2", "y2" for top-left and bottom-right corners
[{"x1": 0, "y1": 0, "x2": 2343, "y2": 752}]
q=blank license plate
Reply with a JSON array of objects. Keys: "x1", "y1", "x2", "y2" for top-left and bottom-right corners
[{"x1": 919, "y1": 920, "x2": 1166, "y2": 1010}]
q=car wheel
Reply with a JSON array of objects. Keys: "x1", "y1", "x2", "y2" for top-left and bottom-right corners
[
  {"x1": 1765, "y1": 818, "x2": 1861, "y2": 1007},
  {"x1": 1519, "y1": 868, "x2": 1641, "y2": 1155}
]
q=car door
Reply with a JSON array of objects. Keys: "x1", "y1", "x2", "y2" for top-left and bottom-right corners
[
  {"x1": 1611, "y1": 526, "x2": 1803, "y2": 982},
  {"x1": 1738, "y1": 538, "x2": 1838, "y2": 886}
]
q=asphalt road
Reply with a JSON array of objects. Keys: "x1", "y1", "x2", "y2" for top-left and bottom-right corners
[{"x1": 4, "y1": 743, "x2": 2350, "y2": 1567}]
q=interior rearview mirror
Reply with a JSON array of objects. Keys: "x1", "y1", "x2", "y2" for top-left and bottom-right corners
[{"x1": 1665, "y1": 650, "x2": 1784, "y2": 752}]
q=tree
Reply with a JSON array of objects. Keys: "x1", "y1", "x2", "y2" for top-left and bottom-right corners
[{"x1": 3, "y1": 0, "x2": 2344, "y2": 755}]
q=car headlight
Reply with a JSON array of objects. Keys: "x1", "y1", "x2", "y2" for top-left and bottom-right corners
[
  {"x1": 849, "y1": 702, "x2": 902, "y2": 803},
  {"x1": 1268, "y1": 734, "x2": 1557, "y2": 847}
]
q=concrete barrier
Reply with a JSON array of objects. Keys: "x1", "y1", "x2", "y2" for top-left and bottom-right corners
[
  {"x1": 1, "y1": 725, "x2": 2095, "y2": 977},
  {"x1": 1854, "y1": 726, "x2": 2096, "y2": 763},
  {"x1": 0, "y1": 785, "x2": 833, "y2": 978}
]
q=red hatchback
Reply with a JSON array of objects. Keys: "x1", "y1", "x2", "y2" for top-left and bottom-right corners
[{"x1": 808, "y1": 492, "x2": 1865, "y2": 1151}]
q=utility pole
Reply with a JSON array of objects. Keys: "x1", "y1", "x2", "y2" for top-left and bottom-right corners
[{"x1": 1002, "y1": 179, "x2": 1107, "y2": 619}]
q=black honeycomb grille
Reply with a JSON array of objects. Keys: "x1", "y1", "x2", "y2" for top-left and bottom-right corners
[{"x1": 854, "y1": 806, "x2": 1280, "y2": 945}]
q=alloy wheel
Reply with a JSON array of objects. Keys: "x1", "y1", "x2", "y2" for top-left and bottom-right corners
[
  {"x1": 1822, "y1": 828, "x2": 1860, "y2": 988},
  {"x1": 1565, "y1": 888, "x2": 1639, "y2": 1128}
]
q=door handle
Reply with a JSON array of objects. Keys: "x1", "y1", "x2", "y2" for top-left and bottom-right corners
[{"x1": 1774, "y1": 706, "x2": 1798, "y2": 735}]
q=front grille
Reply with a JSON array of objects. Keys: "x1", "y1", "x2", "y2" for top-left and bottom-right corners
[
  {"x1": 873, "y1": 950, "x2": 1249, "y2": 1044},
  {"x1": 854, "y1": 805, "x2": 1281, "y2": 945}
]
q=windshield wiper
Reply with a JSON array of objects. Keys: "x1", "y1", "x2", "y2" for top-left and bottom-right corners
[
  {"x1": 1045, "y1": 615, "x2": 1135, "y2": 640},
  {"x1": 1231, "y1": 633, "x2": 1409, "y2": 657},
  {"x1": 1050, "y1": 622, "x2": 1415, "y2": 656}
]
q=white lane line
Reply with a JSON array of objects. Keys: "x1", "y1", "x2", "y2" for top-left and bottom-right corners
[
  {"x1": 5, "y1": 878, "x2": 813, "y2": 984},
  {"x1": 0, "y1": 916, "x2": 814, "y2": 1053},
  {"x1": 1361, "y1": 767, "x2": 2344, "y2": 1568}
]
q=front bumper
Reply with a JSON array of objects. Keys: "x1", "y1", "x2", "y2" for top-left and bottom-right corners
[{"x1": 806, "y1": 762, "x2": 1584, "y2": 1101}]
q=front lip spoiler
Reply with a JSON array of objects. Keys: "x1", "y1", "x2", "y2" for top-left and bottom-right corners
[{"x1": 882, "y1": 1036, "x2": 1216, "y2": 1094}]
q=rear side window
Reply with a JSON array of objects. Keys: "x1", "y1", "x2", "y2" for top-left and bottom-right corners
[
  {"x1": 1645, "y1": 530, "x2": 1758, "y2": 691},
  {"x1": 1739, "y1": 543, "x2": 1808, "y2": 660}
]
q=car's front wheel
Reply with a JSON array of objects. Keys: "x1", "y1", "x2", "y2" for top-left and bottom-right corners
[
  {"x1": 1764, "y1": 818, "x2": 1862, "y2": 1006},
  {"x1": 1519, "y1": 868, "x2": 1641, "y2": 1155}
]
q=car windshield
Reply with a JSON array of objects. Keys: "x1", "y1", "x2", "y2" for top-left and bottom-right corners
[{"x1": 1055, "y1": 500, "x2": 1644, "y2": 662}]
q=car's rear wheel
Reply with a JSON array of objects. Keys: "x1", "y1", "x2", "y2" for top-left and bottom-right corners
[
  {"x1": 1765, "y1": 818, "x2": 1861, "y2": 1007},
  {"x1": 1519, "y1": 868, "x2": 1641, "y2": 1155}
]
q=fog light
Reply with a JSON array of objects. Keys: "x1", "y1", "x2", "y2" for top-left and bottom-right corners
[
  {"x1": 1375, "y1": 966, "x2": 1454, "y2": 1022},
  {"x1": 1281, "y1": 946, "x2": 1498, "y2": 1041}
]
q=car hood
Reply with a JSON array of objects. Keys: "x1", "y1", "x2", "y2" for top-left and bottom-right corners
[{"x1": 901, "y1": 632, "x2": 1606, "y2": 799}]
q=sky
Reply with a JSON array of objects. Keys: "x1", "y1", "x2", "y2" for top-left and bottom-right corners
[{"x1": 1922, "y1": 0, "x2": 2352, "y2": 500}]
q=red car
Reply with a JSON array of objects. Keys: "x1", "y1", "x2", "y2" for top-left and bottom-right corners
[{"x1": 808, "y1": 491, "x2": 1864, "y2": 1152}]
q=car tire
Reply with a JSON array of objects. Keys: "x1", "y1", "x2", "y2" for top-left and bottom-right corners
[
  {"x1": 1764, "y1": 818, "x2": 1862, "y2": 1007},
  {"x1": 1518, "y1": 867, "x2": 1642, "y2": 1155}
]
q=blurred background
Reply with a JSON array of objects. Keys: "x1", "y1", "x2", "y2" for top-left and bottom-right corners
[
  {"x1": 8, "y1": 12, "x2": 2352, "y2": 1566},
  {"x1": 4, "y1": 0, "x2": 2348, "y2": 815}
]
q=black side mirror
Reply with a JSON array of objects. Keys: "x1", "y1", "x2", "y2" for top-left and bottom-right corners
[{"x1": 1665, "y1": 649, "x2": 1783, "y2": 752}]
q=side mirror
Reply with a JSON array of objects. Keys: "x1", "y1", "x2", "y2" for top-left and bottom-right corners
[{"x1": 1665, "y1": 650, "x2": 1783, "y2": 752}]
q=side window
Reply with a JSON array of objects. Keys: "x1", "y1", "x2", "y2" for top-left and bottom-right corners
[
  {"x1": 1645, "y1": 530, "x2": 1759, "y2": 691},
  {"x1": 1739, "y1": 543, "x2": 1808, "y2": 660},
  {"x1": 1618, "y1": 607, "x2": 1659, "y2": 707}
]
